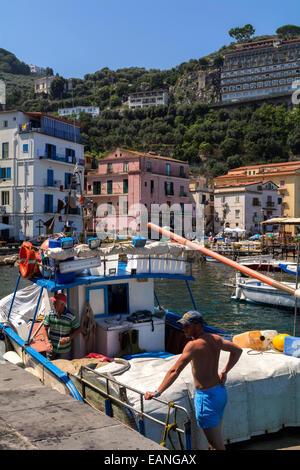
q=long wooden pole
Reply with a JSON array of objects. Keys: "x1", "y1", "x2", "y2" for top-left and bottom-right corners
[{"x1": 148, "y1": 223, "x2": 300, "y2": 298}]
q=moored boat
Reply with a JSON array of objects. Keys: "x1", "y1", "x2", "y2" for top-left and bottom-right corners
[{"x1": 1, "y1": 229, "x2": 300, "y2": 450}]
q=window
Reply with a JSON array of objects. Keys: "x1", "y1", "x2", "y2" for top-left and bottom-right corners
[
  {"x1": 0, "y1": 168, "x2": 11, "y2": 179},
  {"x1": 123, "y1": 179, "x2": 128, "y2": 194},
  {"x1": 146, "y1": 161, "x2": 152, "y2": 172},
  {"x1": 165, "y1": 181, "x2": 174, "y2": 196},
  {"x1": 123, "y1": 200, "x2": 128, "y2": 215},
  {"x1": 107, "y1": 180, "x2": 113, "y2": 194},
  {"x1": 64, "y1": 173, "x2": 72, "y2": 189},
  {"x1": 180, "y1": 166, "x2": 185, "y2": 177},
  {"x1": 2, "y1": 143, "x2": 9, "y2": 159},
  {"x1": 45, "y1": 143, "x2": 56, "y2": 159},
  {"x1": 107, "y1": 163, "x2": 113, "y2": 174},
  {"x1": 44, "y1": 194, "x2": 53, "y2": 213},
  {"x1": 166, "y1": 163, "x2": 171, "y2": 176},
  {"x1": 65, "y1": 148, "x2": 75, "y2": 162},
  {"x1": 123, "y1": 162, "x2": 129, "y2": 172},
  {"x1": 93, "y1": 181, "x2": 101, "y2": 195},
  {"x1": 235, "y1": 210, "x2": 240, "y2": 218},
  {"x1": 235, "y1": 196, "x2": 240, "y2": 203},
  {"x1": 47, "y1": 169, "x2": 54, "y2": 187},
  {"x1": 23, "y1": 144, "x2": 29, "y2": 153},
  {"x1": 3, "y1": 121, "x2": 8, "y2": 128},
  {"x1": 1, "y1": 191, "x2": 9, "y2": 205},
  {"x1": 150, "y1": 180, "x2": 154, "y2": 194},
  {"x1": 180, "y1": 186, "x2": 186, "y2": 197}
]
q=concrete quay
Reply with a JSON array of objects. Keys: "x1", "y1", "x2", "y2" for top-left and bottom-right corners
[{"x1": 0, "y1": 362, "x2": 163, "y2": 451}]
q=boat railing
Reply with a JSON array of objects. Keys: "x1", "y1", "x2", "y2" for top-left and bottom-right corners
[{"x1": 78, "y1": 365, "x2": 192, "y2": 450}]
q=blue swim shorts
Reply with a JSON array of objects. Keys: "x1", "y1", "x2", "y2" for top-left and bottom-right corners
[{"x1": 194, "y1": 384, "x2": 227, "y2": 429}]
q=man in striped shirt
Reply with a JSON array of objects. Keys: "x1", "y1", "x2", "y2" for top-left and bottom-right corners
[{"x1": 44, "y1": 293, "x2": 81, "y2": 361}]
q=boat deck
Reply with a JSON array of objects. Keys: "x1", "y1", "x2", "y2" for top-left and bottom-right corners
[{"x1": 0, "y1": 362, "x2": 163, "y2": 451}]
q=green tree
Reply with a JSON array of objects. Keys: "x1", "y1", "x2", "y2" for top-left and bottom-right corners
[
  {"x1": 50, "y1": 76, "x2": 65, "y2": 99},
  {"x1": 229, "y1": 24, "x2": 256, "y2": 42},
  {"x1": 276, "y1": 25, "x2": 300, "y2": 39}
]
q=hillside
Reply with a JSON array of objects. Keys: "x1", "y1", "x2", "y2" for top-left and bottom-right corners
[{"x1": 1, "y1": 31, "x2": 300, "y2": 178}]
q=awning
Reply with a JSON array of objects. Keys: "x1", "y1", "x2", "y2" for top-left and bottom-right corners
[{"x1": 261, "y1": 218, "x2": 300, "y2": 225}]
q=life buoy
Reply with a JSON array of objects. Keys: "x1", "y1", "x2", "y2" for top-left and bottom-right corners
[{"x1": 19, "y1": 242, "x2": 36, "y2": 278}]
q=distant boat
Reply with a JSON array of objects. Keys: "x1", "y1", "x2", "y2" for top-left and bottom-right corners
[
  {"x1": 206, "y1": 256, "x2": 220, "y2": 262},
  {"x1": 238, "y1": 255, "x2": 295, "y2": 272}
]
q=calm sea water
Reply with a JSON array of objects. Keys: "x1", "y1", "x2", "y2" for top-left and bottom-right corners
[{"x1": 1, "y1": 263, "x2": 300, "y2": 361}]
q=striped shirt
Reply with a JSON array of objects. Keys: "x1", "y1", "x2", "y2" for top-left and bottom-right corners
[{"x1": 44, "y1": 309, "x2": 80, "y2": 354}]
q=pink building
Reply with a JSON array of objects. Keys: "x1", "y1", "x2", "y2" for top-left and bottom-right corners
[{"x1": 86, "y1": 148, "x2": 191, "y2": 235}]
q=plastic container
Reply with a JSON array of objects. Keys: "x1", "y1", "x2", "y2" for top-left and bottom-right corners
[
  {"x1": 283, "y1": 336, "x2": 300, "y2": 357},
  {"x1": 233, "y1": 330, "x2": 278, "y2": 351}
]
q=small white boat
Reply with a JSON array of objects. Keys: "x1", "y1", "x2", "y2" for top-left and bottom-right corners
[{"x1": 232, "y1": 272, "x2": 298, "y2": 308}]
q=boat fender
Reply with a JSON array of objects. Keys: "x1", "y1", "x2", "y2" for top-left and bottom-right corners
[
  {"x1": 233, "y1": 331, "x2": 266, "y2": 351},
  {"x1": 272, "y1": 334, "x2": 291, "y2": 352},
  {"x1": 19, "y1": 242, "x2": 36, "y2": 279}
]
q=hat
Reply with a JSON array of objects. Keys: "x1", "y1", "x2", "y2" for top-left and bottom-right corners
[
  {"x1": 50, "y1": 293, "x2": 67, "y2": 305},
  {"x1": 177, "y1": 311, "x2": 204, "y2": 326}
]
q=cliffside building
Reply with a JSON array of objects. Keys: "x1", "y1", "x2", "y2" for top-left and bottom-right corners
[
  {"x1": 221, "y1": 37, "x2": 300, "y2": 104},
  {"x1": 128, "y1": 91, "x2": 170, "y2": 109}
]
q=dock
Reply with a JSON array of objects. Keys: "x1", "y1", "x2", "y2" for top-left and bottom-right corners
[{"x1": 0, "y1": 362, "x2": 163, "y2": 451}]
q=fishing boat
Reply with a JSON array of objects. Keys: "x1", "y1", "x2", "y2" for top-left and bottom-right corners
[{"x1": 1, "y1": 225, "x2": 300, "y2": 450}]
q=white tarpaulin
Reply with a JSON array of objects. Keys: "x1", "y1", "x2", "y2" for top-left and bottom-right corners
[
  {"x1": 96, "y1": 349, "x2": 300, "y2": 449},
  {"x1": 0, "y1": 285, "x2": 51, "y2": 326}
]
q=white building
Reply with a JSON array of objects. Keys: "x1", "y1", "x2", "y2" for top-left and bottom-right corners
[
  {"x1": 29, "y1": 64, "x2": 46, "y2": 75},
  {"x1": 128, "y1": 90, "x2": 170, "y2": 109},
  {"x1": 34, "y1": 77, "x2": 73, "y2": 95},
  {"x1": 214, "y1": 181, "x2": 282, "y2": 235},
  {"x1": 58, "y1": 106, "x2": 100, "y2": 119},
  {"x1": 0, "y1": 110, "x2": 85, "y2": 240}
]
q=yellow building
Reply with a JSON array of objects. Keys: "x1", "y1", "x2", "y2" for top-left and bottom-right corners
[{"x1": 214, "y1": 161, "x2": 300, "y2": 233}]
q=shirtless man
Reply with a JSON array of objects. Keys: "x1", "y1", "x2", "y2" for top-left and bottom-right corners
[{"x1": 144, "y1": 311, "x2": 242, "y2": 450}]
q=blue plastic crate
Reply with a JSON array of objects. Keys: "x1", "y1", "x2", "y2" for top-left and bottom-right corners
[{"x1": 283, "y1": 336, "x2": 300, "y2": 358}]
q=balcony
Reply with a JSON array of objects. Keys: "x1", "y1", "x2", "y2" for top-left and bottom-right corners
[
  {"x1": 38, "y1": 150, "x2": 76, "y2": 165},
  {"x1": 43, "y1": 179, "x2": 63, "y2": 189},
  {"x1": 19, "y1": 123, "x2": 85, "y2": 144}
]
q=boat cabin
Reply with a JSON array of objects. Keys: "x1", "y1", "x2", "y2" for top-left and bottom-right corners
[{"x1": 10, "y1": 242, "x2": 195, "y2": 359}]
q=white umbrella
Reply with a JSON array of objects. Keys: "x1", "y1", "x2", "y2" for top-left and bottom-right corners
[
  {"x1": 0, "y1": 223, "x2": 14, "y2": 230},
  {"x1": 223, "y1": 227, "x2": 246, "y2": 233}
]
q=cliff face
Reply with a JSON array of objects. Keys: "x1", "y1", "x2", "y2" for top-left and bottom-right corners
[{"x1": 172, "y1": 68, "x2": 221, "y2": 105}]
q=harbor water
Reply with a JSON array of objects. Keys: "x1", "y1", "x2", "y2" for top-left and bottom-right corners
[{"x1": 1, "y1": 262, "x2": 300, "y2": 362}]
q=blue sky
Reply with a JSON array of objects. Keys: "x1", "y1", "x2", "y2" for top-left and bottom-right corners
[{"x1": 1, "y1": 0, "x2": 299, "y2": 78}]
